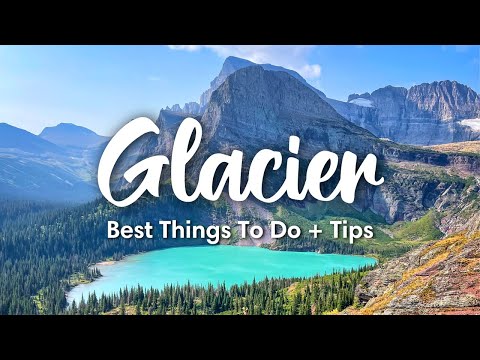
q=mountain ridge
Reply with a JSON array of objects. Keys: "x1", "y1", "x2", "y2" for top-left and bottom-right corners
[
  {"x1": 0, "y1": 123, "x2": 62, "y2": 154},
  {"x1": 161, "y1": 56, "x2": 480, "y2": 146},
  {"x1": 40, "y1": 122, "x2": 109, "y2": 148},
  {"x1": 329, "y1": 80, "x2": 480, "y2": 145}
]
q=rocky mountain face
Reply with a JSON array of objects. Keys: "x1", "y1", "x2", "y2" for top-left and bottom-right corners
[
  {"x1": 329, "y1": 81, "x2": 480, "y2": 145},
  {"x1": 164, "y1": 56, "x2": 326, "y2": 116},
  {"x1": 133, "y1": 65, "x2": 480, "y2": 227},
  {"x1": 162, "y1": 56, "x2": 480, "y2": 146},
  {"x1": 353, "y1": 231, "x2": 480, "y2": 314},
  {"x1": 200, "y1": 65, "x2": 375, "y2": 157}
]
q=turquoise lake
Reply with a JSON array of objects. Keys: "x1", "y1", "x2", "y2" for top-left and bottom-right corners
[{"x1": 67, "y1": 246, "x2": 376, "y2": 304}]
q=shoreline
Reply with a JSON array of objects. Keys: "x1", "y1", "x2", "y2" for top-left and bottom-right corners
[
  {"x1": 90, "y1": 245, "x2": 377, "y2": 269},
  {"x1": 95, "y1": 260, "x2": 117, "y2": 266},
  {"x1": 67, "y1": 246, "x2": 377, "y2": 306}
]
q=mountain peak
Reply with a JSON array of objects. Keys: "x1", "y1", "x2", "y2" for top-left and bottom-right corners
[
  {"x1": 199, "y1": 56, "x2": 326, "y2": 110},
  {"x1": 201, "y1": 65, "x2": 375, "y2": 157},
  {"x1": 40, "y1": 123, "x2": 108, "y2": 148},
  {"x1": 222, "y1": 56, "x2": 255, "y2": 70},
  {"x1": 0, "y1": 122, "x2": 61, "y2": 153}
]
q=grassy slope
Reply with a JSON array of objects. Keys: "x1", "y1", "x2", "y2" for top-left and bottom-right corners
[
  {"x1": 426, "y1": 141, "x2": 480, "y2": 155},
  {"x1": 273, "y1": 200, "x2": 444, "y2": 260}
]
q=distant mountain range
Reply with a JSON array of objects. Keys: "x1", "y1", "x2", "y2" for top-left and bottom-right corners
[
  {"x1": 328, "y1": 81, "x2": 480, "y2": 145},
  {"x1": 40, "y1": 123, "x2": 109, "y2": 148},
  {"x1": 165, "y1": 56, "x2": 480, "y2": 146},
  {"x1": 0, "y1": 123, "x2": 108, "y2": 202}
]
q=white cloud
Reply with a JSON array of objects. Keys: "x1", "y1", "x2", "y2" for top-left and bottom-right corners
[
  {"x1": 167, "y1": 45, "x2": 322, "y2": 79},
  {"x1": 167, "y1": 45, "x2": 202, "y2": 52}
]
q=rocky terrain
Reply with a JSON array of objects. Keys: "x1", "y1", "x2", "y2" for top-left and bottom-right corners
[
  {"x1": 164, "y1": 57, "x2": 480, "y2": 146},
  {"x1": 133, "y1": 65, "x2": 480, "y2": 230},
  {"x1": 164, "y1": 56, "x2": 326, "y2": 116},
  {"x1": 328, "y1": 81, "x2": 480, "y2": 145},
  {"x1": 427, "y1": 141, "x2": 480, "y2": 154},
  {"x1": 352, "y1": 231, "x2": 480, "y2": 314}
]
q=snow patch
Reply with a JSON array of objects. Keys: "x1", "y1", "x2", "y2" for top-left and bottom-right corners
[
  {"x1": 461, "y1": 118, "x2": 480, "y2": 131},
  {"x1": 348, "y1": 98, "x2": 374, "y2": 108}
]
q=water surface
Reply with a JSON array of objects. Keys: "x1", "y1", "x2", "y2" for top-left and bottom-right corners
[{"x1": 68, "y1": 246, "x2": 375, "y2": 304}]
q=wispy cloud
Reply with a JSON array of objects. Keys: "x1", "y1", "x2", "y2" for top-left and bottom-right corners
[
  {"x1": 147, "y1": 75, "x2": 163, "y2": 81},
  {"x1": 167, "y1": 45, "x2": 322, "y2": 80}
]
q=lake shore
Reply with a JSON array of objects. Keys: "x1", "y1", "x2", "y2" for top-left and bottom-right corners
[
  {"x1": 67, "y1": 245, "x2": 377, "y2": 306},
  {"x1": 95, "y1": 260, "x2": 117, "y2": 266}
]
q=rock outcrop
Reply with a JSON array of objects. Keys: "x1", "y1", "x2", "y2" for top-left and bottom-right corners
[
  {"x1": 163, "y1": 57, "x2": 480, "y2": 146},
  {"x1": 354, "y1": 231, "x2": 480, "y2": 314},
  {"x1": 133, "y1": 65, "x2": 480, "y2": 226},
  {"x1": 199, "y1": 56, "x2": 326, "y2": 112},
  {"x1": 329, "y1": 81, "x2": 480, "y2": 145}
]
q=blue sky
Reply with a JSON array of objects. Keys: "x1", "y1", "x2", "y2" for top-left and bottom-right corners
[{"x1": 1, "y1": 45, "x2": 479, "y2": 136}]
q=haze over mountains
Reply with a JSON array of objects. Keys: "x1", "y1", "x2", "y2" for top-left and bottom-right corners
[
  {"x1": 40, "y1": 123, "x2": 109, "y2": 148},
  {"x1": 0, "y1": 123, "x2": 107, "y2": 202}
]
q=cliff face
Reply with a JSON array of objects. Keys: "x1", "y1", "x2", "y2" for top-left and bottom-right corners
[
  {"x1": 200, "y1": 65, "x2": 376, "y2": 157},
  {"x1": 354, "y1": 231, "x2": 480, "y2": 314},
  {"x1": 134, "y1": 66, "x2": 480, "y2": 227},
  {"x1": 329, "y1": 81, "x2": 480, "y2": 145},
  {"x1": 199, "y1": 56, "x2": 326, "y2": 112},
  {"x1": 162, "y1": 57, "x2": 480, "y2": 146}
]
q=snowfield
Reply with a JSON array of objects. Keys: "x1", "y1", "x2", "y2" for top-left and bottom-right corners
[
  {"x1": 348, "y1": 98, "x2": 374, "y2": 108},
  {"x1": 460, "y1": 118, "x2": 480, "y2": 131}
]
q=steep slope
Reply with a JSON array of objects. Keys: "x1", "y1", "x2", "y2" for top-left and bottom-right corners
[
  {"x1": 199, "y1": 56, "x2": 326, "y2": 111},
  {"x1": 330, "y1": 81, "x2": 480, "y2": 145},
  {"x1": 133, "y1": 66, "x2": 480, "y2": 229},
  {"x1": 0, "y1": 123, "x2": 99, "y2": 202},
  {"x1": 0, "y1": 123, "x2": 62, "y2": 154},
  {"x1": 201, "y1": 65, "x2": 376, "y2": 157},
  {"x1": 40, "y1": 123, "x2": 109, "y2": 148},
  {"x1": 354, "y1": 231, "x2": 480, "y2": 314},
  {"x1": 164, "y1": 56, "x2": 326, "y2": 115},
  {"x1": 162, "y1": 56, "x2": 480, "y2": 146}
]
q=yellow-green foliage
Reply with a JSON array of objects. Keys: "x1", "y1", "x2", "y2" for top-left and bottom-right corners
[
  {"x1": 361, "y1": 232, "x2": 475, "y2": 314},
  {"x1": 392, "y1": 210, "x2": 443, "y2": 241}
]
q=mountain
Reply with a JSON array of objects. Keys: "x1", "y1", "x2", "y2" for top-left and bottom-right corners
[
  {"x1": 353, "y1": 231, "x2": 480, "y2": 314},
  {"x1": 134, "y1": 65, "x2": 480, "y2": 232},
  {"x1": 176, "y1": 56, "x2": 480, "y2": 146},
  {"x1": 163, "y1": 56, "x2": 326, "y2": 115},
  {"x1": 328, "y1": 81, "x2": 480, "y2": 145},
  {"x1": 201, "y1": 65, "x2": 374, "y2": 156},
  {"x1": 0, "y1": 123, "x2": 62, "y2": 154},
  {"x1": 40, "y1": 123, "x2": 109, "y2": 148},
  {"x1": 0, "y1": 123, "x2": 100, "y2": 202}
]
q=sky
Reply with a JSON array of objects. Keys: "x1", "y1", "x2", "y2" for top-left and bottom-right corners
[{"x1": 0, "y1": 45, "x2": 479, "y2": 136}]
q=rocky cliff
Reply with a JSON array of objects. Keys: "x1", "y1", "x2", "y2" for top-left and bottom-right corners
[
  {"x1": 163, "y1": 57, "x2": 480, "y2": 146},
  {"x1": 199, "y1": 56, "x2": 326, "y2": 112},
  {"x1": 133, "y1": 66, "x2": 480, "y2": 227},
  {"x1": 162, "y1": 56, "x2": 328, "y2": 116},
  {"x1": 329, "y1": 81, "x2": 480, "y2": 145},
  {"x1": 353, "y1": 231, "x2": 480, "y2": 314}
]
